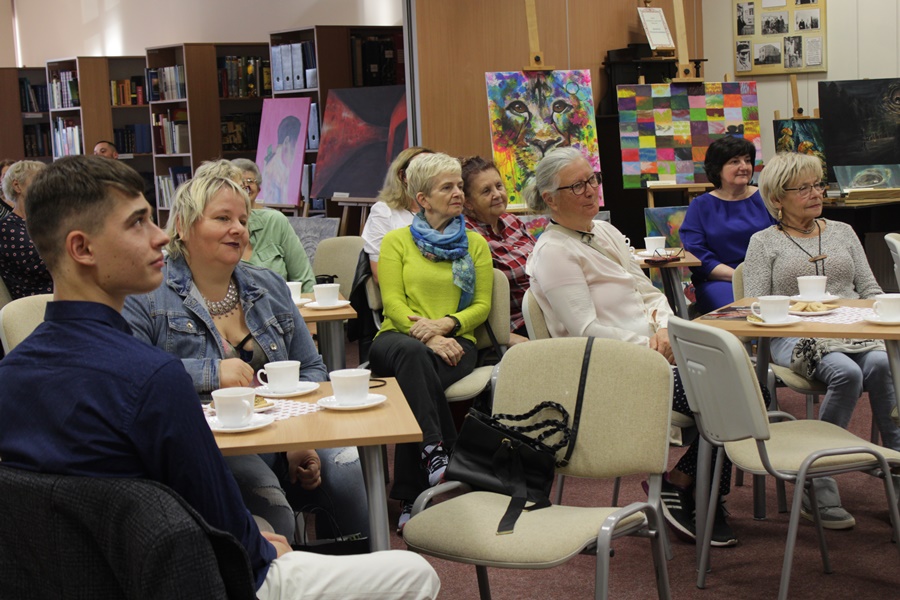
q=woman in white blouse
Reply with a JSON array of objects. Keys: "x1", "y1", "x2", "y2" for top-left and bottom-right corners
[
  {"x1": 525, "y1": 146, "x2": 741, "y2": 548},
  {"x1": 362, "y1": 146, "x2": 432, "y2": 283}
]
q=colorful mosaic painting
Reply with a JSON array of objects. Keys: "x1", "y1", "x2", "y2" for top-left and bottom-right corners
[
  {"x1": 486, "y1": 70, "x2": 603, "y2": 207},
  {"x1": 616, "y1": 82, "x2": 762, "y2": 189}
]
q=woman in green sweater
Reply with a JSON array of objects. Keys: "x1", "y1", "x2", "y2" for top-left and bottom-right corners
[{"x1": 369, "y1": 152, "x2": 493, "y2": 531}]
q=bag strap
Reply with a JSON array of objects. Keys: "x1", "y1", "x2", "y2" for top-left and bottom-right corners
[
  {"x1": 492, "y1": 401, "x2": 571, "y2": 453},
  {"x1": 483, "y1": 320, "x2": 505, "y2": 358},
  {"x1": 557, "y1": 336, "x2": 594, "y2": 467}
]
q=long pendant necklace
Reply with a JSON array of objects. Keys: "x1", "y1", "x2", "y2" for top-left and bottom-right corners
[
  {"x1": 204, "y1": 279, "x2": 240, "y2": 318},
  {"x1": 779, "y1": 219, "x2": 826, "y2": 275}
]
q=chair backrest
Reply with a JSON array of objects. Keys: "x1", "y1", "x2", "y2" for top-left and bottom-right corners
[
  {"x1": 667, "y1": 316, "x2": 772, "y2": 444},
  {"x1": 364, "y1": 275, "x2": 383, "y2": 329},
  {"x1": 0, "y1": 275, "x2": 12, "y2": 312},
  {"x1": 0, "y1": 293, "x2": 52, "y2": 353},
  {"x1": 732, "y1": 262, "x2": 745, "y2": 299},
  {"x1": 312, "y1": 236, "x2": 365, "y2": 300},
  {"x1": 492, "y1": 337, "x2": 673, "y2": 479},
  {"x1": 0, "y1": 466, "x2": 255, "y2": 599},
  {"x1": 473, "y1": 268, "x2": 511, "y2": 350},
  {"x1": 522, "y1": 288, "x2": 551, "y2": 340},
  {"x1": 286, "y1": 216, "x2": 340, "y2": 264},
  {"x1": 885, "y1": 233, "x2": 900, "y2": 290}
]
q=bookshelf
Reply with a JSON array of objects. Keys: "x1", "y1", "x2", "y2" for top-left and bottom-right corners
[
  {"x1": 146, "y1": 43, "x2": 269, "y2": 224},
  {"x1": 0, "y1": 67, "x2": 51, "y2": 162},
  {"x1": 268, "y1": 25, "x2": 403, "y2": 218}
]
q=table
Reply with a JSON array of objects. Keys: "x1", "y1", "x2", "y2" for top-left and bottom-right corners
[
  {"x1": 692, "y1": 298, "x2": 900, "y2": 565},
  {"x1": 298, "y1": 294, "x2": 357, "y2": 372},
  {"x1": 214, "y1": 378, "x2": 422, "y2": 551},
  {"x1": 634, "y1": 248, "x2": 701, "y2": 319}
]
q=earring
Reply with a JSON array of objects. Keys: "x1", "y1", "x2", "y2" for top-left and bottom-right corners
[{"x1": 777, "y1": 207, "x2": 782, "y2": 221}]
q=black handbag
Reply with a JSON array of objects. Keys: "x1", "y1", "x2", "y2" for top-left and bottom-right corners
[{"x1": 445, "y1": 337, "x2": 594, "y2": 534}]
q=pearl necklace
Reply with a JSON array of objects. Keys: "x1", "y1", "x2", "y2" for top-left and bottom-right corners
[{"x1": 204, "y1": 279, "x2": 239, "y2": 317}]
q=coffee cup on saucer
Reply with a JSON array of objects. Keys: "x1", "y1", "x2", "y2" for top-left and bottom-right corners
[
  {"x1": 874, "y1": 293, "x2": 900, "y2": 321},
  {"x1": 313, "y1": 283, "x2": 341, "y2": 306},
  {"x1": 211, "y1": 387, "x2": 255, "y2": 428},
  {"x1": 797, "y1": 275, "x2": 827, "y2": 299},
  {"x1": 644, "y1": 236, "x2": 666, "y2": 254},
  {"x1": 257, "y1": 360, "x2": 301, "y2": 393},
  {"x1": 330, "y1": 368, "x2": 371, "y2": 405},
  {"x1": 751, "y1": 295, "x2": 790, "y2": 323},
  {"x1": 287, "y1": 282, "x2": 304, "y2": 303}
]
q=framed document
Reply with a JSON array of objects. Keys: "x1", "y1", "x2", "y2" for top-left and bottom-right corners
[
  {"x1": 733, "y1": 0, "x2": 827, "y2": 76},
  {"x1": 638, "y1": 7, "x2": 675, "y2": 51}
]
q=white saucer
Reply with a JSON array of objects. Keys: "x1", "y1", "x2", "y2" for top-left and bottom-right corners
[
  {"x1": 254, "y1": 381, "x2": 320, "y2": 398},
  {"x1": 789, "y1": 307, "x2": 838, "y2": 317},
  {"x1": 317, "y1": 394, "x2": 387, "y2": 411},
  {"x1": 790, "y1": 293, "x2": 840, "y2": 302},
  {"x1": 636, "y1": 249, "x2": 675, "y2": 258},
  {"x1": 305, "y1": 300, "x2": 351, "y2": 310},
  {"x1": 864, "y1": 316, "x2": 900, "y2": 326},
  {"x1": 747, "y1": 315, "x2": 802, "y2": 327},
  {"x1": 293, "y1": 297, "x2": 312, "y2": 306},
  {"x1": 207, "y1": 413, "x2": 275, "y2": 433}
]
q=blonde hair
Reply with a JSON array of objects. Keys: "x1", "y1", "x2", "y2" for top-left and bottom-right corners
[
  {"x1": 406, "y1": 153, "x2": 461, "y2": 202},
  {"x1": 166, "y1": 165, "x2": 250, "y2": 258},
  {"x1": 377, "y1": 146, "x2": 433, "y2": 209},
  {"x1": 758, "y1": 152, "x2": 823, "y2": 219}
]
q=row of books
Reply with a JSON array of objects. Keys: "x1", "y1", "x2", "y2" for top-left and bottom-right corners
[
  {"x1": 113, "y1": 123, "x2": 153, "y2": 154},
  {"x1": 52, "y1": 117, "x2": 82, "y2": 157},
  {"x1": 156, "y1": 166, "x2": 192, "y2": 209},
  {"x1": 350, "y1": 34, "x2": 404, "y2": 87},
  {"x1": 110, "y1": 76, "x2": 147, "y2": 106},
  {"x1": 217, "y1": 56, "x2": 272, "y2": 99},
  {"x1": 145, "y1": 65, "x2": 186, "y2": 102},
  {"x1": 271, "y1": 42, "x2": 317, "y2": 92},
  {"x1": 23, "y1": 123, "x2": 51, "y2": 158},
  {"x1": 49, "y1": 69, "x2": 79, "y2": 109},
  {"x1": 222, "y1": 113, "x2": 262, "y2": 151},
  {"x1": 152, "y1": 108, "x2": 189, "y2": 154},
  {"x1": 18, "y1": 78, "x2": 50, "y2": 113}
]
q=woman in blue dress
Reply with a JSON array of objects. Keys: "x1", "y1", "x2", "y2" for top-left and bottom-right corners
[{"x1": 680, "y1": 136, "x2": 776, "y2": 314}]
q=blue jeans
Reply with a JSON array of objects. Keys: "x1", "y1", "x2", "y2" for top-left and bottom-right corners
[
  {"x1": 771, "y1": 337, "x2": 900, "y2": 450},
  {"x1": 225, "y1": 448, "x2": 370, "y2": 541}
]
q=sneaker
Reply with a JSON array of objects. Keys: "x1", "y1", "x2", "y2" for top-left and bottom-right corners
[
  {"x1": 709, "y1": 501, "x2": 738, "y2": 547},
  {"x1": 800, "y1": 477, "x2": 855, "y2": 530},
  {"x1": 421, "y1": 442, "x2": 449, "y2": 487},
  {"x1": 649, "y1": 477, "x2": 696, "y2": 542},
  {"x1": 397, "y1": 501, "x2": 414, "y2": 533}
]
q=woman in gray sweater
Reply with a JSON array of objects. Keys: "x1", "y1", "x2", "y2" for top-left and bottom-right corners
[{"x1": 744, "y1": 152, "x2": 899, "y2": 531}]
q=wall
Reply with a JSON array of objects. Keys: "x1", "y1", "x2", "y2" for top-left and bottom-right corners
[
  {"x1": 7, "y1": 0, "x2": 402, "y2": 67},
  {"x1": 703, "y1": 0, "x2": 900, "y2": 160},
  {"x1": 0, "y1": 0, "x2": 15, "y2": 66}
]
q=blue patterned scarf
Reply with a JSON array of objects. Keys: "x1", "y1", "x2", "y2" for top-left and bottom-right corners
[{"x1": 410, "y1": 213, "x2": 475, "y2": 311}]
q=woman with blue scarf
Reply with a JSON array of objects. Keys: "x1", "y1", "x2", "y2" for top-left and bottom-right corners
[{"x1": 369, "y1": 152, "x2": 493, "y2": 531}]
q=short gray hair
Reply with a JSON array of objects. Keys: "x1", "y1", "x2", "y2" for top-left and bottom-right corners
[
  {"x1": 758, "y1": 152, "x2": 823, "y2": 218},
  {"x1": 231, "y1": 158, "x2": 261, "y2": 185},
  {"x1": 2, "y1": 160, "x2": 46, "y2": 203},
  {"x1": 166, "y1": 167, "x2": 250, "y2": 258},
  {"x1": 406, "y1": 152, "x2": 461, "y2": 200},
  {"x1": 524, "y1": 147, "x2": 585, "y2": 213}
]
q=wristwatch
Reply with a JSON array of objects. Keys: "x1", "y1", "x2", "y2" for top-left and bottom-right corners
[{"x1": 446, "y1": 315, "x2": 462, "y2": 336}]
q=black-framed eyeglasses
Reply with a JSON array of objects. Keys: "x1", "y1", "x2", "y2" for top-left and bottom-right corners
[
  {"x1": 556, "y1": 173, "x2": 601, "y2": 196},
  {"x1": 783, "y1": 181, "x2": 827, "y2": 197}
]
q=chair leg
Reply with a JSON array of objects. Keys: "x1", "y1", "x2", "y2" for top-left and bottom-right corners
[
  {"x1": 611, "y1": 476, "x2": 621, "y2": 507},
  {"x1": 647, "y1": 506, "x2": 672, "y2": 599},
  {"x1": 553, "y1": 473, "x2": 566, "y2": 505},
  {"x1": 697, "y1": 448, "x2": 724, "y2": 589},
  {"x1": 753, "y1": 474, "x2": 767, "y2": 519},
  {"x1": 806, "y1": 480, "x2": 833, "y2": 575},
  {"x1": 806, "y1": 394, "x2": 815, "y2": 420},
  {"x1": 735, "y1": 469, "x2": 744, "y2": 487},
  {"x1": 475, "y1": 565, "x2": 491, "y2": 600},
  {"x1": 871, "y1": 416, "x2": 881, "y2": 444},
  {"x1": 776, "y1": 479, "x2": 788, "y2": 513},
  {"x1": 780, "y1": 476, "x2": 818, "y2": 600}
]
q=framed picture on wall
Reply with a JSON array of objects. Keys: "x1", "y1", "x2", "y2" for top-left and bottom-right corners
[{"x1": 732, "y1": 0, "x2": 827, "y2": 76}]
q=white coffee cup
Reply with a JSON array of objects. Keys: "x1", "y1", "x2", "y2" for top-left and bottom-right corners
[
  {"x1": 313, "y1": 283, "x2": 341, "y2": 306},
  {"x1": 330, "y1": 368, "x2": 371, "y2": 405},
  {"x1": 874, "y1": 293, "x2": 900, "y2": 321},
  {"x1": 751, "y1": 295, "x2": 790, "y2": 323},
  {"x1": 797, "y1": 275, "x2": 827, "y2": 300},
  {"x1": 287, "y1": 281, "x2": 304, "y2": 302},
  {"x1": 257, "y1": 360, "x2": 301, "y2": 393},
  {"x1": 211, "y1": 387, "x2": 255, "y2": 428},
  {"x1": 644, "y1": 236, "x2": 666, "y2": 254}
]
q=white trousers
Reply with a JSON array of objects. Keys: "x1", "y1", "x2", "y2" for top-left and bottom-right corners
[{"x1": 257, "y1": 550, "x2": 440, "y2": 600}]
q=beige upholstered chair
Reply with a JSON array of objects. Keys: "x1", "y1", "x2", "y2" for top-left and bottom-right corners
[
  {"x1": 311, "y1": 235, "x2": 365, "y2": 300},
  {"x1": 0, "y1": 293, "x2": 52, "y2": 353},
  {"x1": 403, "y1": 337, "x2": 673, "y2": 600},
  {"x1": 668, "y1": 316, "x2": 900, "y2": 599}
]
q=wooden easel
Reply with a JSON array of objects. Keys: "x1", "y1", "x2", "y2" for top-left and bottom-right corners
[
  {"x1": 523, "y1": 0, "x2": 553, "y2": 70},
  {"x1": 773, "y1": 74, "x2": 820, "y2": 120}
]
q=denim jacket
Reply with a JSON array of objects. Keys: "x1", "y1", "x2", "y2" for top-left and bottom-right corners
[{"x1": 123, "y1": 255, "x2": 326, "y2": 393}]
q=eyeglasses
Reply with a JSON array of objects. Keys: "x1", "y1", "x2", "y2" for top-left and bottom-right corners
[
  {"x1": 783, "y1": 181, "x2": 827, "y2": 197},
  {"x1": 556, "y1": 173, "x2": 602, "y2": 196},
  {"x1": 242, "y1": 178, "x2": 259, "y2": 187},
  {"x1": 645, "y1": 247, "x2": 684, "y2": 265}
]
